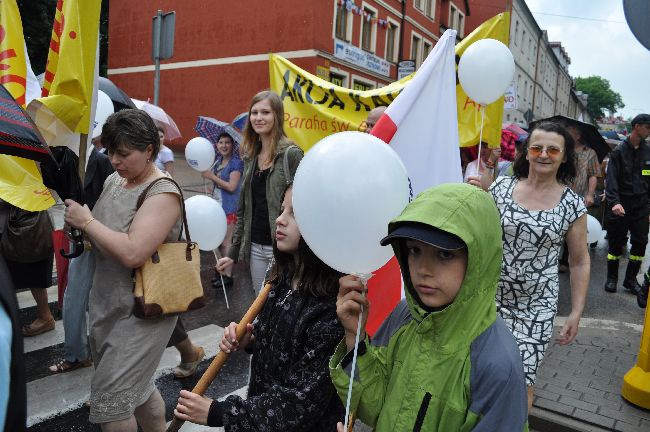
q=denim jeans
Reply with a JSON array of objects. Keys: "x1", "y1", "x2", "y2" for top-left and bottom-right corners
[
  {"x1": 249, "y1": 243, "x2": 274, "y2": 295},
  {"x1": 62, "y1": 249, "x2": 95, "y2": 362}
]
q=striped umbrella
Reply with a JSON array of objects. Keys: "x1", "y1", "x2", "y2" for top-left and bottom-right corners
[
  {"x1": 0, "y1": 84, "x2": 56, "y2": 165},
  {"x1": 194, "y1": 116, "x2": 242, "y2": 146}
]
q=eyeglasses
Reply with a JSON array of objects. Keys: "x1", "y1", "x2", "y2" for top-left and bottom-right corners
[{"x1": 528, "y1": 145, "x2": 563, "y2": 158}]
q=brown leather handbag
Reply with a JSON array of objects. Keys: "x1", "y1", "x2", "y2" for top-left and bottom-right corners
[
  {"x1": 133, "y1": 177, "x2": 205, "y2": 318},
  {"x1": 0, "y1": 207, "x2": 53, "y2": 263}
]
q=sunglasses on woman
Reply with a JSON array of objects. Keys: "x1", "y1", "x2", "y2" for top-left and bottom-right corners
[{"x1": 527, "y1": 145, "x2": 563, "y2": 158}]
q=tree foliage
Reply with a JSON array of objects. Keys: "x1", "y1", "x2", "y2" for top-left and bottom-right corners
[
  {"x1": 575, "y1": 76, "x2": 625, "y2": 121},
  {"x1": 17, "y1": 0, "x2": 109, "y2": 77}
]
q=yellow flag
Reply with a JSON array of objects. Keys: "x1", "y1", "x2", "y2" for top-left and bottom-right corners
[
  {"x1": 37, "y1": 0, "x2": 101, "y2": 133},
  {"x1": 0, "y1": 0, "x2": 54, "y2": 211},
  {"x1": 456, "y1": 12, "x2": 511, "y2": 148},
  {"x1": 0, "y1": 0, "x2": 28, "y2": 107}
]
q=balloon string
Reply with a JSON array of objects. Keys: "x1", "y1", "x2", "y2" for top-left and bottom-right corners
[
  {"x1": 343, "y1": 273, "x2": 371, "y2": 431},
  {"x1": 477, "y1": 105, "x2": 486, "y2": 172}
]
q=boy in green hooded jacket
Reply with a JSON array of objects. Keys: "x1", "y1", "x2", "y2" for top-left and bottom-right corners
[{"x1": 331, "y1": 183, "x2": 528, "y2": 431}]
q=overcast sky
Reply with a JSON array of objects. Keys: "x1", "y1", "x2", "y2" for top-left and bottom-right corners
[{"x1": 523, "y1": 0, "x2": 648, "y2": 119}]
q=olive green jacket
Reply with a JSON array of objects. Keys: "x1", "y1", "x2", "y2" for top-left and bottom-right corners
[{"x1": 228, "y1": 142, "x2": 303, "y2": 262}]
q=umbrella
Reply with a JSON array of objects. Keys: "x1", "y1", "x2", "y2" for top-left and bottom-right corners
[
  {"x1": 194, "y1": 116, "x2": 242, "y2": 146},
  {"x1": 0, "y1": 84, "x2": 57, "y2": 165},
  {"x1": 530, "y1": 115, "x2": 610, "y2": 162},
  {"x1": 40, "y1": 146, "x2": 85, "y2": 259},
  {"x1": 98, "y1": 77, "x2": 136, "y2": 112},
  {"x1": 131, "y1": 98, "x2": 181, "y2": 141},
  {"x1": 231, "y1": 111, "x2": 248, "y2": 132},
  {"x1": 502, "y1": 122, "x2": 529, "y2": 141}
]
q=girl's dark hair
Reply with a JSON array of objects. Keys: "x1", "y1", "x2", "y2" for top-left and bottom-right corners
[
  {"x1": 268, "y1": 184, "x2": 343, "y2": 299},
  {"x1": 217, "y1": 132, "x2": 233, "y2": 143},
  {"x1": 102, "y1": 109, "x2": 161, "y2": 160},
  {"x1": 512, "y1": 121, "x2": 576, "y2": 184}
]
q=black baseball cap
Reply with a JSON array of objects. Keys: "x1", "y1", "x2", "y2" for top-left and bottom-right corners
[
  {"x1": 380, "y1": 222, "x2": 466, "y2": 250},
  {"x1": 631, "y1": 114, "x2": 650, "y2": 126}
]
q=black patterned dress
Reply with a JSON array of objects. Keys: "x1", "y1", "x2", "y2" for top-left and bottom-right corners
[
  {"x1": 219, "y1": 273, "x2": 344, "y2": 431},
  {"x1": 489, "y1": 176, "x2": 586, "y2": 385}
]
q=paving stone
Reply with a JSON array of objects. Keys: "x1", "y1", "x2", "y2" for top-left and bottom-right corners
[
  {"x1": 545, "y1": 383, "x2": 582, "y2": 400},
  {"x1": 581, "y1": 393, "x2": 622, "y2": 411},
  {"x1": 558, "y1": 395, "x2": 599, "y2": 413},
  {"x1": 613, "y1": 419, "x2": 645, "y2": 432},
  {"x1": 598, "y1": 406, "x2": 645, "y2": 425},
  {"x1": 571, "y1": 408, "x2": 616, "y2": 429},
  {"x1": 534, "y1": 388, "x2": 560, "y2": 402},
  {"x1": 567, "y1": 382, "x2": 605, "y2": 397},
  {"x1": 534, "y1": 397, "x2": 575, "y2": 416}
]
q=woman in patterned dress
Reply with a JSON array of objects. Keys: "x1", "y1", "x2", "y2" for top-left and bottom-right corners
[
  {"x1": 174, "y1": 185, "x2": 345, "y2": 431},
  {"x1": 468, "y1": 121, "x2": 590, "y2": 410},
  {"x1": 64, "y1": 110, "x2": 182, "y2": 431}
]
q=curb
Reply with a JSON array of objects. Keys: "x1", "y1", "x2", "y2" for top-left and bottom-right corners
[{"x1": 530, "y1": 407, "x2": 612, "y2": 432}]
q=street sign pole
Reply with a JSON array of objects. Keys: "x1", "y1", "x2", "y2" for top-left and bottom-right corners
[
  {"x1": 152, "y1": 10, "x2": 175, "y2": 107},
  {"x1": 152, "y1": 10, "x2": 162, "y2": 106}
]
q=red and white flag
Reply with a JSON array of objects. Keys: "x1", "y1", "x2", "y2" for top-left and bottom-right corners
[{"x1": 366, "y1": 29, "x2": 462, "y2": 334}]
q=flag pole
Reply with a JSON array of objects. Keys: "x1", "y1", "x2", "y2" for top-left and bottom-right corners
[{"x1": 78, "y1": 133, "x2": 88, "y2": 184}]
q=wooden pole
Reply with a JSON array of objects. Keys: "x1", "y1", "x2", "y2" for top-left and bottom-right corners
[
  {"x1": 78, "y1": 133, "x2": 88, "y2": 185},
  {"x1": 166, "y1": 282, "x2": 272, "y2": 432}
]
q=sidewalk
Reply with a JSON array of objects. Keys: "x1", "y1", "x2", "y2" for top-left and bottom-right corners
[{"x1": 530, "y1": 317, "x2": 650, "y2": 432}]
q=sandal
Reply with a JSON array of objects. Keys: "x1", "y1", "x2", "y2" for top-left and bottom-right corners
[
  {"x1": 173, "y1": 346, "x2": 205, "y2": 378},
  {"x1": 48, "y1": 358, "x2": 93, "y2": 374},
  {"x1": 22, "y1": 318, "x2": 55, "y2": 337}
]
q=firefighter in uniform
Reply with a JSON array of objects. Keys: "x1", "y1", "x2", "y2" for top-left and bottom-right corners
[{"x1": 604, "y1": 114, "x2": 650, "y2": 296}]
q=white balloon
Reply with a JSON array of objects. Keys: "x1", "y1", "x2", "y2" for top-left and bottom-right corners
[
  {"x1": 185, "y1": 137, "x2": 215, "y2": 171},
  {"x1": 92, "y1": 90, "x2": 114, "y2": 138},
  {"x1": 586, "y1": 214, "x2": 604, "y2": 244},
  {"x1": 184, "y1": 195, "x2": 227, "y2": 251},
  {"x1": 292, "y1": 131, "x2": 410, "y2": 275},
  {"x1": 458, "y1": 39, "x2": 515, "y2": 105}
]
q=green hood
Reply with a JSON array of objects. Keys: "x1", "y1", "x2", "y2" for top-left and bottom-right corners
[{"x1": 388, "y1": 183, "x2": 502, "y2": 353}]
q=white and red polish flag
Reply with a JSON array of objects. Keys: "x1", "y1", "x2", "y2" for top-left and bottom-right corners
[{"x1": 365, "y1": 29, "x2": 463, "y2": 334}]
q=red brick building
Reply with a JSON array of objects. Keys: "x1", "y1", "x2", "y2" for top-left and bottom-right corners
[{"x1": 108, "y1": 0, "x2": 469, "y2": 147}]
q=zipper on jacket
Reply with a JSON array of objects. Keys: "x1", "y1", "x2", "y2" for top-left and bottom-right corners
[{"x1": 412, "y1": 392, "x2": 432, "y2": 432}]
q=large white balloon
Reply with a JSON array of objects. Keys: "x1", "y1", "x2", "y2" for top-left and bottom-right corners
[
  {"x1": 458, "y1": 39, "x2": 515, "y2": 105},
  {"x1": 292, "y1": 131, "x2": 410, "y2": 275},
  {"x1": 586, "y1": 214, "x2": 605, "y2": 244},
  {"x1": 92, "y1": 90, "x2": 114, "y2": 138},
  {"x1": 185, "y1": 195, "x2": 227, "y2": 251},
  {"x1": 185, "y1": 137, "x2": 215, "y2": 171}
]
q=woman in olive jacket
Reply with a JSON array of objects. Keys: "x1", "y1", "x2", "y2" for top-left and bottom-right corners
[{"x1": 217, "y1": 90, "x2": 303, "y2": 293}]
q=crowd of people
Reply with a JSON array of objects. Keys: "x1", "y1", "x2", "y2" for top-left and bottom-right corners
[{"x1": 1, "y1": 86, "x2": 650, "y2": 431}]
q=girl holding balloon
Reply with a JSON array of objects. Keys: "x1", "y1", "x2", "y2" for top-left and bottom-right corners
[
  {"x1": 201, "y1": 132, "x2": 244, "y2": 286},
  {"x1": 174, "y1": 184, "x2": 345, "y2": 430},
  {"x1": 216, "y1": 90, "x2": 303, "y2": 294}
]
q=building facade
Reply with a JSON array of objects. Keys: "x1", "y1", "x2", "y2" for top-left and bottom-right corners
[{"x1": 107, "y1": 0, "x2": 468, "y2": 147}]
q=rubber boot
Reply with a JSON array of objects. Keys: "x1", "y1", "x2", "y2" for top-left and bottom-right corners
[
  {"x1": 638, "y1": 273, "x2": 649, "y2": 309},
  {"x1": 622, "y1": 260, "x2": 642, "y2": 295},
  {"x1": 605, "y1": 260, "x2": 619, "y2": 293}
]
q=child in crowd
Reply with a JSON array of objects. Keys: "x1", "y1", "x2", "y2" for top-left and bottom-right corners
[
  {"x1": 174, "y1": 184, "x2": 344, "y2": 431},
  {"x1": 331, "y1": 183, "x2": 528, "y2": 431}
]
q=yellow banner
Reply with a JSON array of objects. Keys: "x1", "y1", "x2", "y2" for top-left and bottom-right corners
[
  {"x1": 270, "y1": 54, "x2": 410, "y2": 151},
  {"x1": 455, "y1": 12, "x2": 510, "y2": 149},
  {"x1": 38, "y1": 0, "x2": 101, "y2": 133},
  {"x1": 269, "y1": 13, "x2": 510, "y2": 151},
  {"x1": 0, "y1": 0, "x2": 54, "y2": 211},
  {"x1": 0, "y1": 0, "x2": 28, "y2": 107}
]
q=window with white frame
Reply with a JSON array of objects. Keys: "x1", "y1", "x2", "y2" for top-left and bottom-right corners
[
  {"x1": 449, "y1": 3, "x2": 465, "y2": 37},
  {"x1": 423, "y1": 40, "x2": 432, "y2": 61},
  {"x1": 411, "y1": 33, "x2": 421, "y2": 66},
  {"x1": 414, "y1": 0, "x2": 434, "y2": 18},
  {"x1": 334, "y1": 1, "x2": 352, "y2": 41},
  {"x1": 385, "y1": 19, "x2": 399, "y2": 63},
  {"x1": 352, "y1": 77, "x2": 375, "y2": 91},
  {"x1": 360, "y1": 4, "x2": 377, "y2": 52}
]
